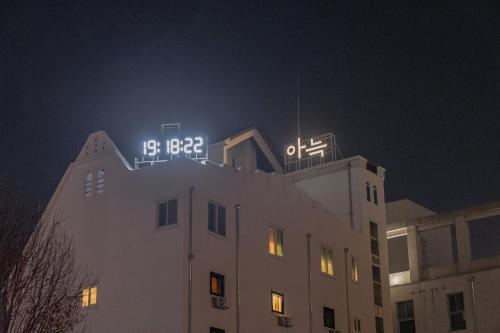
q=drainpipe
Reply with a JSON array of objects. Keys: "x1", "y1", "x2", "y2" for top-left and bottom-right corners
[
  {"x1": 470, "y1": 276, "x2": 478, "y2": 333},
  {"x1": 347, "y1": 162, "x2": 354, "y2": 230},
  {"x1": 344, "y1": 248, "x2": 352, "y2": 333},
  {"x1": 235, "y1": 204, "x2": 241, "y2": 333},
  {"x1": 188, "y1": 186, "x2": 194, "y2": 333},
  {"x1": 307, "y1": 233, "x2": 313, "y2": 333}
]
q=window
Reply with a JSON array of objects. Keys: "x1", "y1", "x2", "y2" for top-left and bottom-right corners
[
  {"x1": 397, "y1": 300, "x2": 416, "y2": 333},
  {"x1": 375, "y1": 316, "x2": 384, "y2": 333},
  {"x1": 210, "y1": 328, "x2": 225, "y2": 333},
  {"x1": 271, "y1": 291, "x2": 284, "y2": 314},
  {"x1": 373, "y1": 185, "x2": 378, "y2": 205},
  {"x1": 158, "y1": 199, "x2": 178, "y2": 227},
  {"x1": 321, "y1": 247, "x2": 334, "y2": 276},
  {"x1": 372, "y1": 266, "x2": 381, "y2": 283},
  {"x1": 208, "y1": 202, "x2": 226, "y2": 236},
  {"x1": 96, "y1": 169, "x2": 104, "y2": 194},
  {"x1": 84, "y1": 172, "x2": 93, "y2": 197},
  {"x1": 210, "y1": 272, "x2": 225, "y2": 297},
  {"x1": 351, "y1": 257, "x2": 359, "y2": 282},
  {"x1": 81, "y1": 286, "x2": 97, "y2": 307},
  {"x1": 448, "y1": 293, "x2": 466, "y2": 331},
  {"x1": 323, "y1": 307, "x2": 335, "y2": 329},
  {"x1": 366, "y1": 182, "x2": 371, "y2": 202},
  {"x1": 354, "y1": 318, "x2": 361, "y2": 331},
  {"x1": 268, "y1": 227, "x2": 284, "y2": 257},
  {"x1": 370, "y1": 221, "x2": 380, "y2": 258},
  {"x1": 373, "y1": 282, "x2": 383, "y2": 306}
]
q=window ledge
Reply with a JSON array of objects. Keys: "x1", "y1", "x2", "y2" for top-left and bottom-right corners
[{"x1": 208, "y1": 231, "x2": 228, "y2": 241}]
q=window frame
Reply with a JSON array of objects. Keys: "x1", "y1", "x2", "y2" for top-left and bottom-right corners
[
  {"x1": 96, "y1": 169, "x2": 104, "y2": 194},
  {"x1": 208, "y1": 201, "x2": 226, "y2": 237},
  {"x1": 268, "y1": 225, "x2": 285, "y2": 258},
  {"x1": 157, "y1": 198, "x2": 178, "y2": 228},
  {"x1": 375, "y1": 316, "x2": 384, "y2": 333},
  {"x1": 323, "y1": 306, "x2": 336, "y2": 329},
  {"x1": 271, "y1": 291, "x2": 284, "y2": 315},
  {"x1": 373, "y1": 185, "x2": 379, "y2": 205},
  {"x1": 353, "y1": 317, "x2": 361, "y2": 332},
  {"x1": 81, "y1": 286, "x2": 98, "y2": 308},
  {"x1": 84, "y1": 171, "x2": 93, "y2": 197},
  {"x1": 209, "y1": 272, "x2": 225, "y2": 297},
  {"x1": 366, "y1": 182, "x2": 371, "y2": 202},
  {"x1": 351, "y1": 256, "x2": 359, "y2": 282},
  {"x1": 448, "y1": 292, "x2": 466, "y2": 331},
  {"x1": 320, "y1": 245, "x2": 335, "y2": 276}
]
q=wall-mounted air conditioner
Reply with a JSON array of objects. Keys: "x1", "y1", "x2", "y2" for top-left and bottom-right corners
[
  {"x1": 211, "y1": 296, "x2": 228, "y2": 310},
  {"x1": 277, "y1": 315, "x2": 293, "y2": 327}
]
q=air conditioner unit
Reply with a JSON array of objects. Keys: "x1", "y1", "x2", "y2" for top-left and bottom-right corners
[
  {"x1": 211, "y1": 296, "x2": 228, "y2": 310},
  {"x1": 277, "y1": 315, "x2": 293, "y2": 327}
]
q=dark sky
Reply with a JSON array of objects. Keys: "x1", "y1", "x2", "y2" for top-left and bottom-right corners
[{"x1": 1, "y1": 1, "x2": 499, "y2": 212}]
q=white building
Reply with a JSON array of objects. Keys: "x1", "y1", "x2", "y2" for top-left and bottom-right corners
[
  {"x1": 387, "y1": 199, "x2": 500, "y2": 333},
  {"x1": 47, "y1": 127, "x2": 393, "y2": 333}
]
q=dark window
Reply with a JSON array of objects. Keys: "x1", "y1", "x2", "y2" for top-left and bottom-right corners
[
  {"x1": 372, "y1": 266, "x2": 381, "y2": 283},
  {"x1": 210, "y1": 328, "x2": 225, "y2": 333},
  {"x1": 373, "y1": 282, "x2": 383, "y2": 306},
  {"x1": 448, "y1": 293, "x2": 466, "y2": 331},
  {"x1": 208, "y1": 202, "x2": 226, "y2": 236},
  {"x1": 158, "y1": 199, "x2": 178, "y2": 227},
  {"x1": 373, "y1": 185, "x2": 378, "y2": 205},
  {"x1": 370, "y1": 222, "x2": 379, "y2": 239},
  {"x1": 323, "y1": 307, "x2": 335, "y2": 329},
  {"x1": 371, "y1": 239, "x2": 380, "y2": 256},
  {"x1": 354, "y1": 318, "x2": 361, "y2": 331},
  {"x1": 210, "y1": 272, "x2": 225, "y2": 297},
  {"x1": 366, "y1": 182, "x2": 371, "y2": 202},
  {"x1": 397, "y1": 300, "x2": 416, "y2": 333},
  {"x1": 375, "y1": 316, "x2": 384, "y2": 333}
]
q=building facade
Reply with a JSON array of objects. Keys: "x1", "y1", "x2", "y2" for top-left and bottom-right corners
[
  {"x1": 46, "y1": 127, "x2": 393, "y2": 333},
  {"x1": 387, "y1": 199, "x2": 500, "y2": 333}
]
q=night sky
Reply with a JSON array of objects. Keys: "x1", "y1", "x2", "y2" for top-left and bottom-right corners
[{"x1": 1, "y1": 1, "x2": 499, "y2": 212}]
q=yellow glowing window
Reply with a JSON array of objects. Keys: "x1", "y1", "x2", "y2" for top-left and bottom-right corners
[
  {"x1": 81, "y1": 286, "x2": 98, "y2": 307},
  {"x1": 321, "y1": 247, "x2": 334, "y2": 276},
  {"x1": 210, "y1": 272, "x2": 224, "y2": 297},
  {"x1": 352, "y1": 257, "x2": 359, "y2": 282},
  {"x1": 268, "y1": 227, "x2": 284, "y2": 257},
  {"x1": 271, "y1": 291, "x2": 284, "y2": 314}
]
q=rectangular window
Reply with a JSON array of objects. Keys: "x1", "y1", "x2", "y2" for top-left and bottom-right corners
[
  {"x1": 448, "y1": 293, "x2": 466, "y2": 331},
  {"x1": 366, "y1": 182, "x2": 371, "y2": 202},
  {"x1": 321, "y1": 247, "x2": 334, "y2": 276},
  {"x1": 81, "y1": 286, "x2": 97, "y2": 307},
  {"x1": 354, "y1": 318, "x2": 361, "y2": 331},
  {"x1": 397, "y1": 300, "x2": 416, "y2": 333},
  {"x1": 210, "y1": 272, "x2": 225, "y2": 297},
  {"x1": 370, "y1": 221, "x2": 380, "y2": 257},
  {"x1": 268, "y1": 227, "x2": 284, "y2": 257},
  {"x1": 210, "y1": 328, "x2": 225, "y2": 333},
  {"x1": 371, "y1": 239, "x2": 380, "y2": 257},
  {"x1": 375, "y1": 316, "x2": 384, "y2": 333},
  {"x1": 208, "y1": 202, "x2": 226, "y2": 236},
  {"x1": 373, "y1": 282, "x2": 383, "y2": 306},
  {"x1": 373, "y1": 185, "x2": 378, "y2": 205},
  {"x1": 351, "y1": 257, "x2": 359, "y2": 282},
  {"x1": 372, "y1": 266, "x2": 381, "y2": 283},
  {"x1": 271, "y1": 291, "x2": 284, "y2": 314},
  {"x1": 323, "y1": 307, "x2": 335, "y2": 329},
  {"x1": 158, "y1": 199, "x2": 178, "y2": 227},
  {"x1": 370, "y1": 221, "x2": 379, "y2": 239}
]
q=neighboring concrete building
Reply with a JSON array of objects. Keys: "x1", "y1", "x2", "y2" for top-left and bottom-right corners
[
  {"x1": 386, "y1": 199, "x2": 500, "y2": 333},
  {"x1": 46, "y1": 127, "x2": 393, "y2": 333}
]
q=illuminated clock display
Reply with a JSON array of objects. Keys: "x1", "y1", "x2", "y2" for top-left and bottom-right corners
[{"x1": 142, "y1": 137, "x2": 205, "y2": 157}]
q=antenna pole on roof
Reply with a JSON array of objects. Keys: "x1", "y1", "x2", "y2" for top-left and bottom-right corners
[{"x1": 297, "y1": 74, "x2": 301, "y2": 139}]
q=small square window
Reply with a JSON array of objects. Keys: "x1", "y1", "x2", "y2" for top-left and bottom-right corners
[
  {"x1": 271, "y1": 291, "x2": 284, "y2": 314},
  {"x1": 323, "y1": 307, "x2": 335, "y2": 329},
  {"x1": 210, "y1": 272, "x2": 225, "y2": 297},
  {"x1": 208, "y1": 202, "x2": 226, "y2": 236},
  {"x1": 158, "y1": 199, "x2": 178, "y2": 227},
  {"x1": 268, "y1": 227, "x2": 284, "y2": 257}
]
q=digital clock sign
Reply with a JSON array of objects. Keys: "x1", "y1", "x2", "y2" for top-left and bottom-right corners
[
  {"x1": 143, "y1": 137, "x2": 205, "y2": 156},
  {"x1": 134, "y1": 123, "x2": 207, "y2": 168}
]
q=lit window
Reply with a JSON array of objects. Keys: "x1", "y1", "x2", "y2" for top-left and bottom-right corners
[
  {"x1": 351, "y1": 257, "x2": 359, "y2": 282},
  {"x1": 268, "y1": 227, "x2": 284, "y2": 257},
  {"x1": 208, "y1": 202, "x2": 226, "y2": 236},
  {"x1": 84, "y1": 172, "x2": 93, "y2": 197},
  {"x1": 354, "y1": 318, "x2": 361, "y2": 331},
  {"x1": 158, "y1": 199, "x2": 178, "y2": 227},
  {"x1": 448, "y1": 293, "x2": 466, "y2": 331},
  {"x1": 96, "y1": 169, "x2": 104, "y2": 194},
  {"x1": 210, "y1": 272, "x2": 225, "y2": 297},
  {"x1": 323, "y1": 307, "x2": 335, "y2": 329},
  {"x1": 366, "y1": 182, "x2": 371, "y2": 202},
  {"x1": 271, "y1": 291, "x2": 284, "y2": 314},
  {"x1": 81, "y1": 286, "x2": 97, "y2": 307},
  {"x1": 373, "y1": 185, "x2": 378, "y2": 205},
  {"x1": 321, "y1": 247, "x2": 334, "y2": 276}
]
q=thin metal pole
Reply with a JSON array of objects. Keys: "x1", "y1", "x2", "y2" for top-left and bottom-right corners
[
  {"x1": 235, "y1": 204, "x2": 241, "y2": 333},
  {"x1": 344, "y1": 248, "x2": 352, "y2": 333},
  {"x1": 307, "y1": 233, "x2": 313, "y2": 333},
  {"x1": 188, "y1": 186, "x2": 194, "y2": 333},
  {"x1": 347, "y1": 162, "x2": 354, "y2": 230},
  {"x1": 297, "y1": 74, "x2": 301, "y2": 139},
  {"x1": 470, "y1": 276, "x2": 478, "y2": 333}
]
